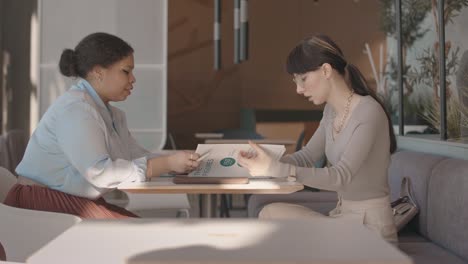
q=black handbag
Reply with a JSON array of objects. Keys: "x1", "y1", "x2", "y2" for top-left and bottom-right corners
[{"x1": 391, "y1": 177, "x2": 419, "y2": 231}]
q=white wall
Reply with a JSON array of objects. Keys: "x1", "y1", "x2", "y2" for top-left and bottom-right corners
[{"x1": 38, "y1": 0, "x2": 167, "y2": 151}]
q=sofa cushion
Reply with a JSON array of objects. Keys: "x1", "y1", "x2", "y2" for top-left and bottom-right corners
[
  {"x1": 398, "y1": 230, "x2": 429, "y2": 243},
  {"x1": 399, "y1": 242, "x2": 467, "y2": 264},
  {"x1": 247, "y1": 190, "x2": 338, "y2": 217},
  {"x1": 388, "y1": 151, "x2": 447, "y2": 237},
  {"x1": 427, "y1": 158, "x2": 468, "y2": 262}
]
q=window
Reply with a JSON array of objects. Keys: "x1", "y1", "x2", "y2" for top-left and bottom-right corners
[{"x1": 380, "y1": 0, "x2": 468, "y2": 144}]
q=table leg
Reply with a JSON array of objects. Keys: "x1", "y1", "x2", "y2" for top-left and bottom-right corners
[{"x1": 199, "y1": 194, "x2": 217, "y2": 218}]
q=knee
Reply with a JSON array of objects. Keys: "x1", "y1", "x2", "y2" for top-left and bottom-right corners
[{"x1": 258, "y1": 203, "x2": 287, "y2": 219}]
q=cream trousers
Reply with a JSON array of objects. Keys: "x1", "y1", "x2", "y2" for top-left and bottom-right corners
[{"x1": 259, "y1": 195, "x2": 398, "y2": 243}]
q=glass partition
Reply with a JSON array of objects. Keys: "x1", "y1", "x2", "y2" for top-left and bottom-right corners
[{"x1": 444, "y1": 2, "x2": 468, "y2": 141}]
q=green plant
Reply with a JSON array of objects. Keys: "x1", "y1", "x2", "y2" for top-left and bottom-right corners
[
  {"x1": 379, "y1": 0, "x2": 468, "y2": 133},
  {"x1": 415, "y1": 0, "x2": 468, "y2": 138},
  {"x1": 380, "y1": 0, "x2": 431, "y2": 50},
  {"x1": 410, "y1": 46, "x2": 460, "y2": 99},
  {"x1": 378, "y1": 0, "x2": 432, "y2": 122},
  {"x1": 422, "y1": 91, "x2": 468, "y2": 138}
]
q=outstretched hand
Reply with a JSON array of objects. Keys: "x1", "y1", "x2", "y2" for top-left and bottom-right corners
[
  {"x1": 167, "y1": 151, "x2": 200, "y2": 174},
  {"x1": 237, "y1": 141, "x2": 275, "y2": 177}
]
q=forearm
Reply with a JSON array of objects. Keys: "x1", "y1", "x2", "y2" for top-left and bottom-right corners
[
  {"x1": 287, "y1": 122, "x2": 326, "y2": 167},
  {"x1": 146, "y1": 156, "x2": 172, "y2": 178},
  {"x1": 295, "y1": 165, "x2": 351, "y2": 192}
]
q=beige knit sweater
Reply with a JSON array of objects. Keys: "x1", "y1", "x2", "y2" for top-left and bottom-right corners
[{"x1": 281, "y1": 96, "x2": 392, "y2": 201}]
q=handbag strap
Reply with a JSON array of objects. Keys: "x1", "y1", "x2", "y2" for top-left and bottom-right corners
[{"x1": 401, "y1": 177, "x2": 417, "y2": 205}]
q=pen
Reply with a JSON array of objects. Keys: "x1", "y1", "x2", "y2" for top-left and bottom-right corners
[{"x1": 197, "y1": 152, "x2": 211, "y2": 162}]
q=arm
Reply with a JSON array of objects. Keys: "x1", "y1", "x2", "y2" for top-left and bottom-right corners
[
  {"x1": 281, "y1": 106, "x2": 329, "y2": 167},
  {"x1": 56, "y1": 103, "x2": 147, "y2": 189},
  {"x1": 238, "y1": 107, "x2": 329, "y2": 178},
  {"x1": 281, "y1": 121, "x2": 326, "y2": 167},
  {"x1": 126, "y1": 130, "x2": 200, "y2": 178},
  {"x1": 145, "y1": 151, "x2": 200, "y2": 178},
  {"x1": 239, "y1": 109, "x2": 383, "y2": 192},
  {"x1": 127, "y1": 130, "x2": 152, "y2": 159},
  {"x1": 117, "y1": 106, "x2": 199, "y2": 177},
  {"x1": 126, "y1": 133, "x2": 173, "y2": 177},
  {"x1": 294, "y1": 116, "x2": 382, "y2": 192}
]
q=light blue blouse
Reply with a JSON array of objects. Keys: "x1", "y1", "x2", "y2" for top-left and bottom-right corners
[{"x1": 16, "y1": 79, "x2": 149, "y2": 199}]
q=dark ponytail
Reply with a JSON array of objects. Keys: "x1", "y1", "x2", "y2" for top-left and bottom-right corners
[
  {"x1": 286, "y1": 34, "x2": 397, "y2": 154},
  {"x1": 345, "y1": 63, "x2": 397, "y2": 153},
  {"x1": 59, "y1": 49, "x2": 78, "y2": 77}
]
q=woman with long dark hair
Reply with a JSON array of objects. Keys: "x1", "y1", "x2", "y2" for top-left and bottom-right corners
[{"x1": 238, "y1": 34, "x2": 398, "y2": 242}]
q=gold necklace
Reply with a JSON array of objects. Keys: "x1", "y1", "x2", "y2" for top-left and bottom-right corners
[{"x1": 333, "y1": 90, "x2": 354, "y2": 136}]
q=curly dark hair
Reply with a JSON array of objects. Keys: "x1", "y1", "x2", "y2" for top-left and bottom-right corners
[{"x1": 59, "y1": 32, "x2": 133, "y2": 79}]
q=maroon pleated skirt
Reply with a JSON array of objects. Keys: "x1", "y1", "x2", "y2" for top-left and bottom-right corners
[{"x1": 3, "y1": 184, "x2": 138, "y2": 219}]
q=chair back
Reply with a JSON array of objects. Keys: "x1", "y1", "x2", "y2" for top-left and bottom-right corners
[
  {"x1": 0, "y1": 203, "x2": 80, "y2": 262},
  {"x1": 4, "y1": 130, "x2": 28, "y2": 174},
  {"x1": 0, "y1": 167, "x2": 16, "y2": 202},
  {"x1": 0, "y1": 241, "x2": 5, "y2": 261},
  {"x1": 125, "y1": 193, "x2": 190, "y2": 212},
  {"x1": 0, "y1": 136, "x2": 10, "y2": 172}
]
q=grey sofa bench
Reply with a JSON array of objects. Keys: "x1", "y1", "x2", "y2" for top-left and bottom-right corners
[{"x1": 247, "y1": 151, "x2": 468, "y2": 264}]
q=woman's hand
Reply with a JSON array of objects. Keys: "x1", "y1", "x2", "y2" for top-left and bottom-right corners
[
  {"x1": 237, "y1": 141, "x2": 275, "y2": 176},
  {"x1": 167, "y1": 151, "x2": 200, "y2": 174}
]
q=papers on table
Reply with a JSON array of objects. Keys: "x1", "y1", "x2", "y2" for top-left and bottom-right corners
[{"x1": 189, "y1": 144, "x2": 286, "y2": 178}]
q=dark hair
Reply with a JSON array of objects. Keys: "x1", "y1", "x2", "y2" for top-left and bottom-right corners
[
  {"x1": 59, "y1": 32, "x2": 134, "y2": 78},
  {"x1": 286, "y1": 34, "x2": 397, "y2": 153}
]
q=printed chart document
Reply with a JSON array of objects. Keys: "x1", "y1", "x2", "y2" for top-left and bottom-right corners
[{"x1": 188, "y1": 144, "x2": 286, "y2": 178}]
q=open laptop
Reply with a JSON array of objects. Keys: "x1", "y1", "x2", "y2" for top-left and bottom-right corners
[{"x1": 183, "y1": 144, "x2": 286, "y2": 181}]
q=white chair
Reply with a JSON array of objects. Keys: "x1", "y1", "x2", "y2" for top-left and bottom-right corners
[
  {"x1": 0, "y1": 203, "x2": 81, "y2": 262},
  {"x1": 126, "y1": 192, "x2": 190, "y2": 218},
  {"x1": 105, "y1": 191, "x2": 191, "y2": 218},
  {"x1": 0, "y1": 167, "x2": 17, "y2": 203}
]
